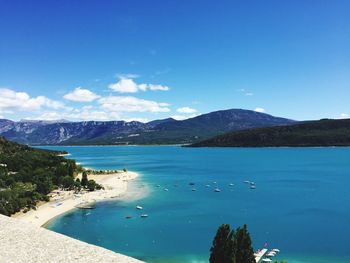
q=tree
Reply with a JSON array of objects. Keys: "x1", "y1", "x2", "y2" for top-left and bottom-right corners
[
  {"x1": 87, "y1": 180, "x2": 97, "y2": 191},
  {"x1": 74, "y1": 178, "x2": 81, "y2": 192},
  {"x1": 235, "y1": 224, "x2": 255, "y2": 263},
  {"x1": 67, "y1": 163, "x2": 74, "y2": 177},
  {"x1": 61, "y1": 176, "x2": 75, "y2": 190},
  {"x1": 81, "y1": 171, "x2": 88, "y2": 187},
  {"x1": 210, "y1": 224, "x2": 236, "y2": 263},
  {"x1": 210, "y1": 224, "x2": 256, "y2": 263}
]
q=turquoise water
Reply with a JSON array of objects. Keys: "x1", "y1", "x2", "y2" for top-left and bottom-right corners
[{"x1": 41, "y1": 146, "x2": 350, "y2": 263}]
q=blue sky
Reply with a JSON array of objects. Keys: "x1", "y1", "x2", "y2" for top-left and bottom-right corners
[{"x1": 0, "y1": 0, "x2": 349, "y2": 122}]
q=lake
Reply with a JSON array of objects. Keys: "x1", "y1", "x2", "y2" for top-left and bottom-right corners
[{"x1": 40, "y1": 146, "x2": 350, "y2": 263}]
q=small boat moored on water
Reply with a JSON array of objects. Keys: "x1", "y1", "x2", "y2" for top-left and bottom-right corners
[
  {"x1": 214, "y1": 188, "x2": 221, "y2": 192},
  {"x1": 125, "y1": 216, "x2": 133, "y2": 219},
  {"x1": 140, "y1": 214, "x2": 148, "y2": 218},
  {"x1": 164, "y1": 188, "x2": 169, "y2": 191},
  {"x1": 136, "y1": 205, "x2": 143, "y2": 210},
  {"x1": 262, "y1": 259, "x2": 272, "y2": 262}
]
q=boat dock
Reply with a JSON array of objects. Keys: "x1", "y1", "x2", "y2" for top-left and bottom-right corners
[{"x1": 254, "y1": 248, "x2": 267, "y2": 262}]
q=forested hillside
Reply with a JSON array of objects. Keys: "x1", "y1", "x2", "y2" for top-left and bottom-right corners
[
  {"x1": 0, "y1": 137, "x2": 78, "y2": 216},
  {"x1": 190, "y1": 119, "x2": 350, "y2": 147}
]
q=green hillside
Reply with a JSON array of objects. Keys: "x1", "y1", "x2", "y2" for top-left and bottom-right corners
[
  {"x1": 189, "y1": 119, "x2": 350, "y2": 147},
  {"x1": 0, "y1": 137, "x2": 78, "y2": 216}
]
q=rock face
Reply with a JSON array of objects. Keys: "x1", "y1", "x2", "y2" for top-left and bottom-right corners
[
  {"x1": 0, "y1": 109, "x2": 295, "y2": 145},
  {"x1": 0, "y1": 215, "x2": 144, "y2": 263}
]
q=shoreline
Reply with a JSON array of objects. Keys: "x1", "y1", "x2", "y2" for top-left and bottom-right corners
[
  {"x1": 1, "y1": 214, "x2": 144, "y2": 263},
  {"x1": 13, "y1": 170, "x2": 139, "y2": 227}
]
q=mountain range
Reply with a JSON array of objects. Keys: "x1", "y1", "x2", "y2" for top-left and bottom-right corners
[{"x1": 0, "y1": 109, "x2": 294, "y2": 145}]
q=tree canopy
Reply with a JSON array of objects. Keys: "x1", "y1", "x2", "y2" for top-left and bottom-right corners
[
  {"x1": 210, "y1": 224, "x2": 255, "y2": 263},
  {"x1": 0, "y1": 137, "x2": 77, "y2": 216}
]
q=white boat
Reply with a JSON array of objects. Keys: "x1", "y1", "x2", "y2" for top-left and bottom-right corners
[
  {"x1": 164, "y1": 188, "x2": 169, "y2": 191},
  {"x1": 250, "y1": 181, "x2": 255, "y2": 185},
  {"x1": 244, "y1": 180, "x2": 250, "y2": 184},
  {"x1": 205, "y1": 184, "x2": 211, "y2": 187},
  {"x1": 140, "y1": 214, "x2": 148, "y2": 218},
  {"x1": 272, "y1": 249, "x2": 280, "y2": 253},
  {"x1": 192, "y1": 188, "x2": 197, "y2": 191},
  {"x1": 250, "y1": 185, "x2": 256, "y2": 189},
  {"x1": 136, "y1": 205, "x2": 143, "y2": 210},
  {"x1": 214, "y1": 188, "x2": 221, "y2": 192},
  {"x1": 229, "y1": 183, "x2": 234, "y2": 186},
  {"x1": 262, "y1": 259, "x2": 272, "y2": 262},
  {"x1": 156, "y1": 184, "x2": 161, "y2": 187}
]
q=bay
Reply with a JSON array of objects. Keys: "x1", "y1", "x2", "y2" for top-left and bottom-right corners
[{"x1": 40, "y1": 146, "x2": 350, "y2": 263}]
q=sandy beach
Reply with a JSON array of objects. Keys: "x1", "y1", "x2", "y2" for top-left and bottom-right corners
[{"x1": 14, "y1": 170, "x2": 139, "y2": 227}]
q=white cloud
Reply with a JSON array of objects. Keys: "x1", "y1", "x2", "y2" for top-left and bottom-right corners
[
  {"x1": 177, "y1": 107, "x2": 197, "y2": 114},
  {"x1": 0, "y1": 88, "x2": 65, "y2": 112},
  {"x1": 99, "y1": 96, "x2": 170, "y2": 113},
  {"x1": 109, "y1": 78, "x2": 139, "y2": 93},
  {"x1": 116, "y1": 73, "x2": 140, "y2": 79},
  {"x1": 37, "y1": 108, "x2": 121, "y2": 121},
  {"x1": 171, "y1": 114, "x2": 198, "y2": 121},
  {"x1": 147, "y1": 84, "x2": 169, "y2": 91},
  {"x1": 109, "y1": 78, "x2": 169, "y2": 93},
  {"x1": 63, "y1": 87, "x2": 100, "y2": 102},
  {"x1": 124, "y1": 117, "x2": 149, "y2": 123},
  {"x1": 35, "y1": 111, "x2": 66, "y2": 121},
  {"x1": 339, "y1": 113, "x2": 349, "y2": 119},
  {"x1": 237, "y1": 88, "x2": 254, "y2": 96},
  {"x1": 254, "y1": 107, "x2": 266, "y2": 113}
]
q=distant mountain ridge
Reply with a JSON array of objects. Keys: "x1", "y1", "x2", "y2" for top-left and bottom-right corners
[
  {"x1": 0, "y1": 109, "x2": 295, "y2": 145},
  {"x1": 189, "y1": 118, "x2": 350, "y2": 147}
]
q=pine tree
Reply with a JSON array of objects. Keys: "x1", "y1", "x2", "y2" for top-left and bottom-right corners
[
  {"x1": 209, "y1": 224, "x2": 236, "y2": 263},
  {"x1": 81, "y1": 171, "x2": 88, "y2": 187},
  {"x1": 235, "y1": 224, "x2": 255, "y2": 263}
]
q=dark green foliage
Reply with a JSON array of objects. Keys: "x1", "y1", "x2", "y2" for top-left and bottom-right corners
[
  {"x1": 191, "y1": 119, "x2": 350, "y2": 147},
  {"x1": 81, "y1": 171, "x2": 88, "y2": 187},
  {"x1": 74, "y1": 178, "x2": 82, "y2": 192},
  {"x1": 0, "y1": 137, "x2": 77, "y2": 216},
  {"x1": 86, "y1": 180, "x2": 96, "y2": 191},
  {"x1": 210, "y1": 224, "x2": 255, "y2": 263},
  {"x1": 234, "y1": 225, "x2": 255, "y2": 263},
  {"x1": 210, "y1": 224, "x2": 236, "y2": 263},
  {"x1": 61, "y1": 176, "x2": 75, "y2": 190}
]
